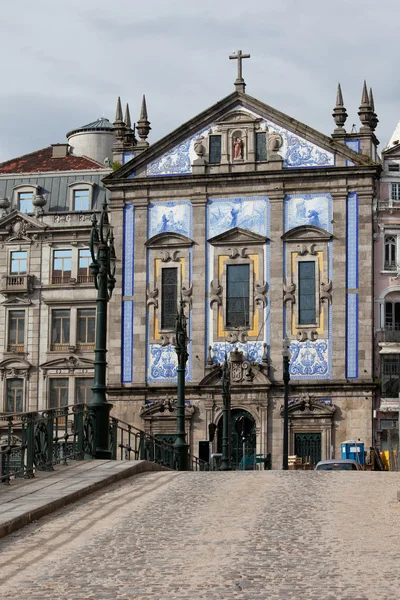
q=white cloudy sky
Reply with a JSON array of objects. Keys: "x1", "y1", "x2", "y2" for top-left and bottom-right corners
[{"x1": 0, "y1": 0, "x2": 398, "y2": 162}]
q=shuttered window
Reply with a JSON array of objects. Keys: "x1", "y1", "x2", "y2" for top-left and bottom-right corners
[
  {"x1": 161, "y1": 268, "x2": 178, "y2": 329},
  {"x1": 298, "y1": 261, "x2": 316, "y2": 324}
]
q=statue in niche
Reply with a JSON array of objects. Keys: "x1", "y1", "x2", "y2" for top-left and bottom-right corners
[{"x1": 233, "y1": 137, "x2": 243, "y2": 160}]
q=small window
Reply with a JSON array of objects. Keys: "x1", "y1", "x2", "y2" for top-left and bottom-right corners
[
  {"x1": 381, "y1": 355, "x2": 400, "y2": 398},
  {"x1": 388, "y1": 164, "x2": 400, "y2": 172},
  {"x1": 6, "y1": 379, "x2": 24, "y2": 413},
  {"x1": 298, "y1": 261, "x2": 316, "y2": 325},
  {"x1": 8, "y1": 311, "x2": 25, "y2": 352},
  {"x1": 209, "y1": 135, "x2": 222, "y2": 164},
  {"x1": 10, "y1": 251, "x2": 27, "y2": 275},
  {"x1": 73, "y1": 189, "x2": 90, "y2": 211},
  {"x1": 226, "y1": 264, "x2": 250, "y2": 328},
  {"x1": 49, "y1": 378, "x2": 69, "y2": 408},
  {"x1": 76, "y1": 378, "x2": 94, "y2": 404},
  {"x1": 384, "y1": 235, "x2": 396, "y2": 270},
  {"x1": 77, "y1": 308, "x2": 96, "y2": 348},
  {"x1": 51, "y1": 310, "x2": 70, "y2": 350},
  {"x1": 391, "y1": 183, "x2": 400, "y2": 202},
  {"x1": 161, "y1": 268, "x2": 178, "y2": 330},
  {"x1": 78, "y1": 249, "x2": 93, "y2": 283},
  {"x1": 255, "y1": 132, "x2": 267, "y2": 161},
  {"x1": 18, "y1": 192, "x2": 34, "y2": 213},
  {"x1": 52, "y1": 249, "x2": 72, "y2": 284}
]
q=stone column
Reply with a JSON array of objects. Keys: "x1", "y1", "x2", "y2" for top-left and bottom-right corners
[
  {"x1": 191, "y1": 191, "x2": 207, "y2": 383},
  {"x1": 131, "y1": 197, "x2": 149, "y2": 384},
  {"x1": 330, "y1": 190, "x2": 348, "y2": 380}
]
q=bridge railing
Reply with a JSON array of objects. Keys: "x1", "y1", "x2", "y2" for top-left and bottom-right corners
[{"x1": 0, "y1": 405, "x2": 208, "y2": 483}]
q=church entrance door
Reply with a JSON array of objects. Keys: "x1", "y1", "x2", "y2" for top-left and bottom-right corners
[
  {"x1": 217, "y1": 409, "x2": 256, "y2": 470},
  {"x1": 294, "y1": 432, "x2": 321, "y2": 466}
]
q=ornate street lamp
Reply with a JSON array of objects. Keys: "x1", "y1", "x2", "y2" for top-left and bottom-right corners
[
  {"x1": 174, "y1": 298, "x2": 189, "y2": 471},
  {"x1": 220, "y1": 353, "x2": 232, "y2": 471},
  {"x1": 282, "y1": 337, "x2": 291, "y2": 470},
  {"x1": 88, "y1": 200, "x2": 116, "y2": 459}
]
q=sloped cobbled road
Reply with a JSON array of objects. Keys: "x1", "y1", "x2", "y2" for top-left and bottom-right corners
[{"x1": 1, "y1": 471, "x2": 400, "y2": 599}]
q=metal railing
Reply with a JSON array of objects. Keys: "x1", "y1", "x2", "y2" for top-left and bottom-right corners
[
  {"x1": 0, "y1": 405, "x2": 208, "y2": 483},
  {"x1": 383, "y1": 327, "x2": 400, "y2": 342}
]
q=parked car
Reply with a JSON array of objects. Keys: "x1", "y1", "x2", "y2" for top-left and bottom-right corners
[{"x1": 315, "y1": 459, "x2": 363, "y2": 471}]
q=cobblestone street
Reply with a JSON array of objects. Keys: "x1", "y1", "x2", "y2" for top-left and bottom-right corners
[{"x1": 1, "y1": 471, "x2": 399, "y2": 599}]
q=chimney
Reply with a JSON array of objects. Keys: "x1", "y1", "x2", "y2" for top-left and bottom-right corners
[{"x1": 51, "y1": 143, "x2": 69, "y2": 158}]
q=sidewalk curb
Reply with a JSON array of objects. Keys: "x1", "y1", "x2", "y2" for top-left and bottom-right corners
[{"x1": 0, "y1": 461, "x2": 168, "y2": 539}]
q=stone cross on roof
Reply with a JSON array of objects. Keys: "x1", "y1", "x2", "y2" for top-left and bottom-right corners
[{"x1": 229, "y1": 49, "x2": 250, "y2": 93}]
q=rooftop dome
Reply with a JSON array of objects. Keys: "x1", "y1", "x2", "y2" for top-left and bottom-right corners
[{"x1": 67, "y1": 117, "x2": 114, "y2": 138}]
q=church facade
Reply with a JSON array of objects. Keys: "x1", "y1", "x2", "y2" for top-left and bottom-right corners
[{"x1": 105, "y1": 66, "x2": 380, "y2": 468}]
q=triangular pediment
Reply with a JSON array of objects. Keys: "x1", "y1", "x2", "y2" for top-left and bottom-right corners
[
  {"x1": 0, "y1": 210, "x2": 47, "y2": 242},
  {"x1": 383, "y1": 143, "x2": 400, "y2": 158},
  {"x1": 281, "y1": 225, "x2": 332, "y2": 242},
  {"x1": 208, "y1": 227, "x2": 267, "y2": 246},
  {"x1": 1, "y1": 296, "x2": 32, "y2": 306},
  {"x1": 104, "y1": 92, "x2": 372, "y2": 182},
  {"x1": 39, "y1": 355, "x2": 94, "y2": 371},
  {"x1": 145, "y1": 232, "x2": 194, "y2": 248},
  {"x1": 0, "y1": 210, "x2": 46, "y2": 230}
]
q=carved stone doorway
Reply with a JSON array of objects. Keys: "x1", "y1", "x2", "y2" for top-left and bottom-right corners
[{"x1": 217, "y1": 408, "x2": 256, "y2": 470}]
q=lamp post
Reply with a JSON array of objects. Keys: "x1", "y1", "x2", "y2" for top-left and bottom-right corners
[
  {"x1": 282, "y1": 337, "x2": 291, "y2": 470},
  {"x1": 174, "y1": 299, "x2": 189, "y2": 471},
  {"x1": 88, "y1": 200, "x2": 116, "y2": 459},
  {"x1": 220, "y1": 353, "x2": 231, "y2": 471}
]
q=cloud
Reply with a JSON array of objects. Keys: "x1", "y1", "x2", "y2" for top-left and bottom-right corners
[{"x1": 0, "y1": 0, "x2": 398, "y2": 162}]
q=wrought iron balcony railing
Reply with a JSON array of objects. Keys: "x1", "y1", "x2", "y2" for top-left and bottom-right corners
[
  {"x1": 383, "y1": 327, "x2": 400, "y2": 342},
  {"x1": 0, "y1": 405, "x2": 208, "y2": 484},
  {"x1": 7, "y1": 343, "x2": 25, "y2": 353},
  {"x1": 378, "y1": 200, "x2": 400, "y2": 210}
]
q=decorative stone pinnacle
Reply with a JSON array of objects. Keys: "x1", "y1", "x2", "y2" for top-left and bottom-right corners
[
  {"x1": 358, "y1": 80, "x2": 373, "y2": 130},
  {"x1": 124, "y1": 103, "x2": 131, "y2": 129},
  {"x1": 229, "y1": 50, "x2": 250, "y2": 93},
  {"x1": 136, "y1": 94, "x2": 151, "y2": 143},
  {"x1": 332, "y1": 83, "x2": 347, "y2": 132},
  {"x1": 369, "y1": 87, "x2": 378, "y2": 131},
  {"x1": 114, "y1": 96, "x2": 123, "y2": 124}
]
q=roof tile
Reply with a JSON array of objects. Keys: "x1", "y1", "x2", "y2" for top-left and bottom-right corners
[{"x1": 0, "y1": 146, "x2": 106, "y2": 174}]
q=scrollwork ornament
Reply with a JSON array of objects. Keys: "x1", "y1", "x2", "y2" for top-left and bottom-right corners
[
  {"x1": 147, "y1": 286, "x2": 159, "y2": 308},
  {"x1": 320, "y1": 279, "x2": 332, "y2": 303},
  {"x1": 210, "y1": 279, "x2": 222, "y2": 307},
  {"x1": 255, "y1": 281, "x2": 267, "y2": 307},
  {"x1": 283, "y1": 280, "x2": 295, "y2": 304}
]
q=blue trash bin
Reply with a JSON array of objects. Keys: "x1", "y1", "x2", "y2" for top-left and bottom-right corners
[{"x1": 340, "y1": 440, "x2": 365, "y2": 465}]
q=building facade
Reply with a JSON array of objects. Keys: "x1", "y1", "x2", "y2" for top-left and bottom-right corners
[
  {"x1": 0, "y1": 118, "x2": 117, "y2": 415},
  {"x1": 104, "y1": 74, "x2": 380, "y2": 469},
  {"x1": 374, "y1": 122, "x2": 400, "y2": 453}
]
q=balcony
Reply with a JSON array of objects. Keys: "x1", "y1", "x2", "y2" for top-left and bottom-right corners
[
  {"x1": 7, "y1": 344, "x2": 25, "y2": 353},
  {"x1": 51, "y1": 275, "x2": 73, "y2": 285},
  {"x1": 1, "y1": 275, "x2": 34, "y2": 295},
  {"x1": 77, "y1": 275, "x2": 94, "y2": 284},
  {"x1": 76, "y1": 342, "x2": 95, "y2": 352},
  {"x1": 383, "y1": 327, "x2": 400, "y2": 342},
  {"x1": 378, "y1": 200, "x2": 400, "y2": 211}
]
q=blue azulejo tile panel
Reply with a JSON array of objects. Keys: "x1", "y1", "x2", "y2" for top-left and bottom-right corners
[
  {"x1": 344, "y1": 140, "x2": 360, "y2": 153},
  {"x1": 148, "y1": 201, "x2": 192, "y2": 238},
  {"x1": 122, "y1": 300, "x2": 134, "y2": 383},
  {"x1": 123, "y1": 205, "x2": 134, "y2": 296},
  {"x1": 264, "y1": 119, "x2": 334, "y2": 168},
  {"x1": 147, "y1": 128, "x2": 208, "y2": 176},
  {"x1": 346, "y1": 294, "x2": 358, "y2": 378},
  {"x1": 147, "y1": 343, "x2": 192, "y2": 383},
  {"x1": 211, "y1": 342, "x2": 265, "y2": 365},
  {"x1": 207, "y1": 196, "x2": 269, "y2": 238},
  {"x1": 346, "y1": 192, "x2": 358, "y2": 289},
  {"x1": 284, "y1": 193, "x2": 332, "y2": 233},
  {"x1": 289, "y1": 340, "x2": 330, "y2": 379},
  {"x1": 123, "y1": 152, "x2": 136, "y2": 165}
]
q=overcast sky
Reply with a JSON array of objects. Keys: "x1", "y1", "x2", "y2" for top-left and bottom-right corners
[{"x1": 0, "y1": 0, "x2": 398, "y2": 162}]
